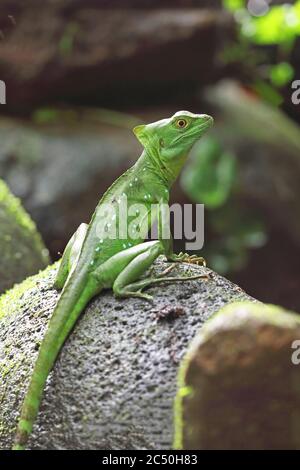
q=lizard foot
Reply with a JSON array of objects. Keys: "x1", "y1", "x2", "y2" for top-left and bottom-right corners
[{"x1": 167, "y1": 253, "x2": 206, "y2": 266}]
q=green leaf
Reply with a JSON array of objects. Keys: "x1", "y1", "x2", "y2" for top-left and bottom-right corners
[
  {"x1": 181, "y1": 136, "x2": 237, "y2": 209},
  {"x1": 223, "y1": 0, "x2": 245, "y2": 12},
  {"x1": 242, "y1": 3, "x2": 300, "y2": 45},
  {"x1": 252, "y1": 80, "x2": 283, "y2": 106},
  {"x1": 270, "y1": 62, "x2": 294, "y2": 87}
]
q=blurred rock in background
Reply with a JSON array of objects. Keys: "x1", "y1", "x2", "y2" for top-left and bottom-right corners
[
  {"x1": 0, "y1": 2, "x2": 230, "y2": 114},
  {"x1": 175, "y1": 302, "x2": 300, "y2": 450},
  {"x1": 0, "y1": 111, "x2": 141, "y2": 256}
]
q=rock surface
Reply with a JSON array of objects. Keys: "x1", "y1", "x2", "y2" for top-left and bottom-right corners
[
  {"x1": 175, "y1": 302, "x2": 300, "y2": 450},
  {"x1": 0, "y1": 179, "x2": 49, "y2": 294},
  {"x1": 0, "y1": 258, "x2": 251, "y2": 450}
]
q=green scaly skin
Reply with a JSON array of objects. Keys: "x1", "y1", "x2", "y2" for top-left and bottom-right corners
[{"x1": 13, "y1": 111, "x2": 213, "y2": 450}]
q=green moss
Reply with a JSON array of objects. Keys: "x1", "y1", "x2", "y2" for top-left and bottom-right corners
[
  {"x1": 0, "y1": 180, "x2": 48, "y2": 264},
  {"x1": 0, "y1": 263, "x2": 57, "y2": 322},
  {"x1": 0, "y1": 179, "x2": 50, "y2": 293}
]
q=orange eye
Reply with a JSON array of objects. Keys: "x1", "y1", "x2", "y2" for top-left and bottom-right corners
[{"x1": 176, "y1": 119, "x2": 188, "y2": 129}]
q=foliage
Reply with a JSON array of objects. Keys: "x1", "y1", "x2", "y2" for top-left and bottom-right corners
[
  {"x1": 239, "y1": 1, "x2": 300, "y2": 48},
  {"x1": 205, "y1": 204, "x2": 267, "y2": 274},
  {"x1": 180, "y1": 136, "x2": 267, "y2": 275},
  {"x1": 184, "y1": 1, "x2": 299, "y2": 275},
  {"x1": 222, "y1": 0, "x2": 300, "y2": 98},
  {"x1": 181, "y1": 136, "x2": 236, "y2": 210},
  {"x1": 269, "y1": 61, "x2": 294, "y2": 87}
]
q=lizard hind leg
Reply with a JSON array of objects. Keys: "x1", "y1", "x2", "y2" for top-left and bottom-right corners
[
  {"x1": 54, "y1": 223, "x2": 88, "y2": 290},
  {"x1": 113, "y1": 242, "x2": 209, "y2": 302},
  {"x1": 109, "y1": 241, "x2": 164, "y2": 301}
]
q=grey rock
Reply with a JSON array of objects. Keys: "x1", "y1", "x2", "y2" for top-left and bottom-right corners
[
  {"x1": 175, "y1": 302, "x2": 300, "y2": 450},
  {"x1": 0, "y1": 258, "x2": 251, "y2": 449}
]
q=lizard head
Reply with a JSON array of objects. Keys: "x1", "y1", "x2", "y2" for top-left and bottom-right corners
[{"x1": 133, "y1": 111, "x2": 213, "y2": 179}]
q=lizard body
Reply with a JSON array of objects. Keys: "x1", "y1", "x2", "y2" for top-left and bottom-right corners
[{"x1": 13, "y1": 111, "x2": 213, "y2": 450}]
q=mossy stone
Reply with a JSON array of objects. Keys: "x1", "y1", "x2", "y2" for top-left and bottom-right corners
[{"x1": 0, "y1": 179, "x2": 49, "y2": 293}]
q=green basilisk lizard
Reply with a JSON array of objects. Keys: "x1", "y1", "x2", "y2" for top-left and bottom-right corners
[{"x1": 13, "y1": 110, "x2": 213, "y2": 450}]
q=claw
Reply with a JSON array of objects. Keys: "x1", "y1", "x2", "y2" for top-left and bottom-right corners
[
  {"x1": 184, "y1": 256, "x2": 206, "y2": 267},
  {"x1": 167, "y1": 252, "x2": 207, "y2": 267}
]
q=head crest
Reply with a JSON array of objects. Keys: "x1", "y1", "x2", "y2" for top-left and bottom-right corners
[{"x1": 133, "y1": 124, "x2": 148, "y2": 147}]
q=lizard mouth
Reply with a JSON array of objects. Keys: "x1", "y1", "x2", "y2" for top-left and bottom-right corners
[
  {"x1": 196, "y1": 115, "x2": 214, "y2": 131},
  {"x1": 172, "y1": 116, "x2": 213, "y2": 146}
]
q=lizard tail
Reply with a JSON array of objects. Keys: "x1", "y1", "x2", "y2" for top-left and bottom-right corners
[{"x1": 13, "y1": 275, "x2": 96, "y2": 450}]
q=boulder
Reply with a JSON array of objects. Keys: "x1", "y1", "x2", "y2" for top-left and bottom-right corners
[
  {"x1": 0, "y1": 258, "x2": 251, "y2": 449},
  {"x1": 175, "y1": 302, "x2": 300, "y2": 450},
  {"x1": 0, "y1": 179, "x2": 49, "y2": 293}
]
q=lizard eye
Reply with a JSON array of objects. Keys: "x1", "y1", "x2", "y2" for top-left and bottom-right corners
[{"x1": 176, "y1": 118, "x2": 188, "y2": 129}]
